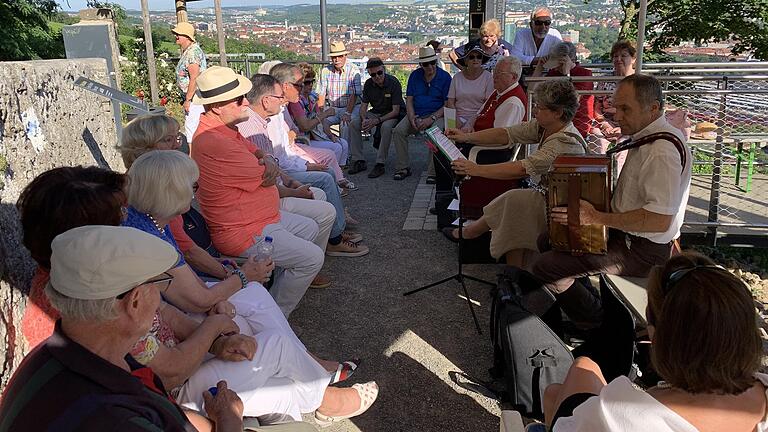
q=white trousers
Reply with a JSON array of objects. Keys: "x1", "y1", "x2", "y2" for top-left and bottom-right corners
[
  {"x1": 255, "y1": 211, "x2": 324, "y2": 317},
  {"x1": 279, "y1": 187, "x2": 334, "y2": 252},
  {"x1": 185, "y1": 103, "x2": 205, "y2": 143},
  {"x1": 309, "y1": 138, "x2": 349, "y2": 167}
]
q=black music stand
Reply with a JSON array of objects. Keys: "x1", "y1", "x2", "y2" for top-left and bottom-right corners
[{"x1": 403, "y1": 153, "x2": 494, "y2": 335}]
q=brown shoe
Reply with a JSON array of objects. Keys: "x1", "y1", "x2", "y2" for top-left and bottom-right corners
[
  {"x1": 341, "y1": 231, "x2": 363, "y2": 243},
  {"x1": 326, "y1": 240, "x2": 370, "y2": 257},
  {"x1": 310, "y1": 273, "x2": 332, "y2": 289}
]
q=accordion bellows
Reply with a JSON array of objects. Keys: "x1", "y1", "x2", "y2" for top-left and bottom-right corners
[{"x1": 546, "y1": 154, "x2": 612, "y2": 255}]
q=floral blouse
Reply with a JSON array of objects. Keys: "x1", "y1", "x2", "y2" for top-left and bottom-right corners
[{"x1": 175, "y1": 43, "x2": 207, "y2": 96}]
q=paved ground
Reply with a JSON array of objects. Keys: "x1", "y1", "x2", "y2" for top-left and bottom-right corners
[{"x1": 291, "y1": 138, "x2": 504, "y2": 431}]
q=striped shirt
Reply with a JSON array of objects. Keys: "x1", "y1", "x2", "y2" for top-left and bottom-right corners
[
  {"x1": 236, "y1": 108, "x2": 273, "y2": 155},
  {"x1": 317, "y1": 63, "x2": 362, "y2": 108},
  {"x1": 0, "y1": 321, "x2": 194, "y2": 432}
]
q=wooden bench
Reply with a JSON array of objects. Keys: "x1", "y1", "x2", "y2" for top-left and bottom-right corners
[{"x1": 602, "y1": 274, "x2": 650, "y2": 326}]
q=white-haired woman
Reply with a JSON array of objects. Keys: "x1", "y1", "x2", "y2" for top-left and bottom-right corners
[
  {"x1": 444, "y1": 80, "x2": 586, "y2": 268},
  {"x1": 124, "y1": 151, "x2": 378, "y2": 425}
]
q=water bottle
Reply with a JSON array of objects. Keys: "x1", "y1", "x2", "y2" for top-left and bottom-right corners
[{"x1": 254, "y1": 236, "x2": 274, "y2": 279}]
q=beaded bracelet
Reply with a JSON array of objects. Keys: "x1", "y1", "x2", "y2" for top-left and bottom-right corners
[{"x1": 231, "y1": 268, "x2": 248, "y2": 289}]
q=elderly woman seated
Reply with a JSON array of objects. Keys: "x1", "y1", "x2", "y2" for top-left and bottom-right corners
[
  {"x1": 544, "y1": 252, "x2": 767, "y2": 431},
  {"x1": 17, "y1": 165, "x2": 376, "y2": 426},
  {"x1": 444, "y1": 80, "x2": 585, "y2": 268}
]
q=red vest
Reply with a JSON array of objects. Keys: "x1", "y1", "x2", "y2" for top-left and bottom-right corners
[{"x1": 473, "y1": 85, "x2": 528, "y2": 131}]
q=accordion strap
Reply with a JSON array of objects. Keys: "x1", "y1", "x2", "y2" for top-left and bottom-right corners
[{"x1": 607, "y1": 132, "x2": 687, "y2": 174}]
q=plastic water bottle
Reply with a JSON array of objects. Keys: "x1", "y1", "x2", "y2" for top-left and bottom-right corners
[{"x1": 254, "y1": 236, "x2": 274, "y2": 279}]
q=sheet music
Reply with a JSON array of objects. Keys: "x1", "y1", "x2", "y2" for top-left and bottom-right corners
[{"x1": 425, "y1": 126, "x2": 466, "y2": 162}]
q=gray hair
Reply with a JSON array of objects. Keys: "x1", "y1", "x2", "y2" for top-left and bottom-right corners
[
  {"x1": 45, "y1": 283, "x2": 118, "y2": 321},
  {"x1": 258, "y1": 60, "x2": 282, "y2": 74},
  {"x1": 550, "y1": 41, "x2": 577, "y2": 63},
  {"x1": 495, "y1": 56, "x2": 522, "y2": 81},
  {"x1": 530, "y1": 6, "x2": 554, "y2": 20},
  {"x1": 247, "y1": 74, "x2": 280, "y2": 104},
  {"x1": 128, "y1": 150, "x2": 199, "y2": 220},
  {"x1": 534, "y1": 79, "x2": 580, "y2": 123},
  {"x1": 270, "y1": 63, "x2": 301, "y2": 84},
  {"x1": 619, "y1": 73, "x2": 665, "y2": 111}
]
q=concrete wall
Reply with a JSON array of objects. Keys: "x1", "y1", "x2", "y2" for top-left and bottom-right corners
[{"x1": 0, "y1": 59, "x2": 126, "y2": 391}]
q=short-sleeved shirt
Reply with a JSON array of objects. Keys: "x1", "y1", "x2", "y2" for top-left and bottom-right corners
[
  {"x1": 510, "y1": 28, "x2": 563, "y2": 65},
  {"x1": 447, "y1": 70, "x2": 495, "y2": 122},
  {"x1": 612, "y1": 115, "x2": 691, "y2": 244},
  {"x1": 192, "y1": 114, "x2": 281, "y2": 256},
  {"x1": 175, "y1": 43, "x2": 207, "y2": 95},
  {"x1": 122, "y1": 206, "x2": 186, "y2": 267},
  {"x1": 168, "y1": 215, "x2": 195, "y2": 253},
  {"x1": 406, "y1": 67, "x2": 452, "y2": 118},
  {"x1": 361, "y1": 74, "x2": 404, "y2": 115},
  {"x1": 453, "y1": 38, "x2": 515, "y2": 71},
  {"x1": 317, "y1": 63, "x2": 362, "y2": 108},
  {"x1": 130, "y1": 311, "x2": 179, "y2": 366},
  {"x1": 0, "y1": 321, "x2": 194, "y2": 431},
  {"x1": 504, "y1": 119, "x2": 586, "y2": 183}
]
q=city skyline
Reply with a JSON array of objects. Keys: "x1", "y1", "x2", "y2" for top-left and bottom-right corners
[{"x1": 55, "y1": 0, "x2": 383, "y2": 12}]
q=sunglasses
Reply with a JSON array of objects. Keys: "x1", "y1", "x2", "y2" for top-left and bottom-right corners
[
  {"x1": 420, "y1": 60, "x2": 437, "y2": 67},
  {"x1": 533, "y1": 20, "x2": 552, "y2": 26},
  {"x1": 234, "y1": 95, "x2": 246, "y2": 105},
  {"x1": 369, "y1": 70, "x2": 385, "y2": 76},
  {"x1": 117, "y1": 272, "x2": 174, "y2": 299},
  {"x1": 291, "y1": 81, "x2": 303, "y2": 90},
  {"x1": 193, "y1": 181, "x2": 199, "y2": 192},
  {"x1": 467, "y1": 54, "x2": 484, "y2": 60},
  {"x1": 303, "y1": 80, "x2": 315, "y2": 85},
  {"x1": 663, "y1": 265, "x2": 729, "y2": 290}
]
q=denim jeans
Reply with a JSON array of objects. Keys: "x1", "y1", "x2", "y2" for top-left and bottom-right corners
[{"x1": 285, "y1": 169, "x2": 345, "y2": 238}]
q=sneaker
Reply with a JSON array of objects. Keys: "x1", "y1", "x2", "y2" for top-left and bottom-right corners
[
  {"x1": 326, "y1": 240, "x2": 370, "y2": 257},
  {"x1": 310, "y1": 273, "x2": 332, "y2": 289},
  {"x1": 367, "y1": 163, "x2": 385, "y2": 178},
  {"x1": 338, "y1": 180, "x2": 358, "y2": 190},
  {"x1": 348, "y1": 160, "x2": 367, "y2": 175},
  {"x1": 339, "y1": 187, "x2": 349, "y2": 197},
  {"x1": 342, "y1": 231, "x2": 363, "y2": 243}
]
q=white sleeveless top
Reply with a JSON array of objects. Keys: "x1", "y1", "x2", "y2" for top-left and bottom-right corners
[{"x1": 554, "y1": 374, "x2": 768, "y2": 432}]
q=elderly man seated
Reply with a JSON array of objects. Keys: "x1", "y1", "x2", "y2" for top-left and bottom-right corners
[
  {"x1": 390, "y1": 46, "x2": 452, "y2": 182},
  {"x1": 509, "y1": 6, "x2": 563, "y2": 68},
  {"x1": 465, "y1": 56, "x2": 527, "y2": 132},
  {"x1": 238, "y1": 73, "x2": 369, "y2": 258}
]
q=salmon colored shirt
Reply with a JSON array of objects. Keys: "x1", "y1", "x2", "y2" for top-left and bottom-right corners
[
  {"x1": 191, "y1": 114, "x2": 280, "y2": 256},
  {"x1": 21, "y1": 267, "x2": 58, "y2": 349}
]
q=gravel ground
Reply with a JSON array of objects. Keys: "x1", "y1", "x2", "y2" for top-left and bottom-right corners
[{"x1": 290, "y1": 139, "x2": 504, "y2": 431}]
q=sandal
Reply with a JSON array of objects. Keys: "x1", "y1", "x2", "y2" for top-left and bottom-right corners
[
  {"x1": 315, "y1": 381, "x2": 379, "y2": 426},
  {"x1": 329, "y1": 358, "x2": 361, "y2": 385},
  {"x1": 393, "y1": 168, "x2": 411, "y2": 180},
  {"x1": 426, "y1": 175, "x2": 436, "y2": 184},
  {"x1": 338, "y1": 180, "x2": 358, "y2": 191}
]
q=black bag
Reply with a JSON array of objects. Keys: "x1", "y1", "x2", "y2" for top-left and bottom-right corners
[
  {"x1": 490, "y1": 266, "x2": 573, "y2": 419},
  {"x1": 182, "y1": 207, "x2": 220, "y2": 258}
]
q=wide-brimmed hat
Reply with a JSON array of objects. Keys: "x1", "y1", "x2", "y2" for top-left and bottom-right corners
[
  {"x1": 457, "y1": 41, "x2": 490, "y2": 67},
  {"x1": 192, "y1": 66, "x2": 253, "y2": 105},
  {"x1": 416, "y1": 46, "x2": 438, "y2": 63},
  {"x1": 171, "y1": 22, "x2": 196, "y2": 42},
  {"x1": 329, "y1": 41, "x2": 349, "y2": 57},
  {"x1": 690, "y1": 121, "x2": 718, "y2": 140},
  {"x1": 49, "y1": 226, "x2": 180, "y2": 300}
]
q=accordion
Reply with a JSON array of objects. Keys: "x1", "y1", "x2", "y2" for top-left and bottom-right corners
[{"x1": 546, "y1": 154, "x2": 612, "y2": 255}]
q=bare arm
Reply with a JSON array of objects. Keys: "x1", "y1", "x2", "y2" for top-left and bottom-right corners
[
  {"x1": 451, "y1": 159, "x2": 527, "y2": 180},
  {"x1": 445, "y1": 127, "x2": 510, "y2": 147},
  {"x1": 183, "y1": 245, "x2": 229, "y2": 280},
  {"x1": 184, "y1": 63, "x2": 201, "y2": 112},
  {"x1": 552, "y1": 201, "x2": 674, "y2": 233},
  {"x1": 165, "y1": 264, "x2": 242, "y2": 313},
  {"x1": 406, "y1": 96, "x2": 417, "y2": 127},
  {"x1": 445, "y1": 98, "x2": 456, "y2": 109}
]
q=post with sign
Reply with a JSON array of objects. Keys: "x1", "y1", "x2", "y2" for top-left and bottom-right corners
[{"x1": 468, "y1": 0, "x2": 505, "y2": 40}]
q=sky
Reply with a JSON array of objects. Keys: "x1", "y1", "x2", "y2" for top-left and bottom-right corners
[{"x1": 55, "y1": 0, "x2": 374, "y2": 12}]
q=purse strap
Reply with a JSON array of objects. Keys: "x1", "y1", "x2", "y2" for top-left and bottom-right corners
[{"x1": 607, "y1": 132, "x2": 687, "y2": 174}]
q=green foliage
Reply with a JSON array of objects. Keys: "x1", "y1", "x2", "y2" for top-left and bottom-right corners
[
  {"x1": 0, "y1": 0, "x2": 64, "y2": 60},
  {"x1": 86, "y1": 0, "x2": 127, "y2": 25}
]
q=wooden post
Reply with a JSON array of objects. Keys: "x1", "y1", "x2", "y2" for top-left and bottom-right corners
[
  {"x1": 214, "y1": 0, "x2": 227, "y2": 66},
  {"x1": 140, "y1": 0, "x2": 159, "y2": 106},
  {"x1": 175, "y1": 0, "x2": 187, "y2": 23}
]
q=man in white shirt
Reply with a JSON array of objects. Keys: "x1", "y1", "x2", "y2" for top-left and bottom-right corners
[
  {"x1": 509, "y1": 6, "x2": 563, "y2": 67},
  {"x1": 531, "y1": 74, "x2": 692, "y2": 328},
  {"x1": 466, "y1": 56, "x2": 527, "y2": 131}
]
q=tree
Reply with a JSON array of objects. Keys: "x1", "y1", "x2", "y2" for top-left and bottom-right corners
[
  {"x1": 614, "y1": 0, "x2": 768, "y2": 59},
  {"x1": 0, "y1": 0, "x2": 63, "y2": 61}
]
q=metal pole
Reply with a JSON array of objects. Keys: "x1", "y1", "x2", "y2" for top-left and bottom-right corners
[
  {"x1": 635, "y1": 0, "x2": 648, "y2": 73},
  {"x1": 214, "y1": 0, "x2": 227, "y2": 66},
  {"x1": 175, "y1": 0, "x2": 187, "y2": 23},
  {"x1": 320, "y1": 0, "x2": 329, "y2": 62},
  {"x1": 140, "y1": 0, "x2": 159, "y2": 106},
  {"x1": 706, "y1": 77, "x2": 729, "y2": 246}
]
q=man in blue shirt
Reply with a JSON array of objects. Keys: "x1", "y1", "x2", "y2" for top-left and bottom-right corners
[{"x1": 390, "y1": 47, "x2": 452, "y2": 181}]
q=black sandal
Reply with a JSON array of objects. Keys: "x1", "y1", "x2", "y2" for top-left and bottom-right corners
[{"x1": 393, "y1": 168, "x2": 411, "y2": 180}]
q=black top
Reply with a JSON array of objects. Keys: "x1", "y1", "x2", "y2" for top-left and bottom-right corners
[
  {"x1": 361, "y1": 74, "x2": 404, "y2": 115},
  {"x1": 0, "y1": 321, "x2": 195, "y2": 432}
]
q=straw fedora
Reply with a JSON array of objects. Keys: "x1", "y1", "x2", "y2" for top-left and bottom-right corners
[
  {"x1": 329, "y1": 41, "x2": 349, "y2": 57},
  {"x1": 192, "y1": 66, "x2": 252, "y2": 105},
  {"x1": 415, "y1": 46, "x2": 438, "y2": 63},
  {"x1": 171, "y1": 22, "x2": 196, "y2": 42},
  {"x1": 690, "y1": 121, "x2": 718, "y2": 140}
]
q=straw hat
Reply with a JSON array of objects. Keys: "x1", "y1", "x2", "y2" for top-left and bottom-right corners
[
  {"x1": 192, "y1": 66, "x2": 253, "y2": 105},
  {"x1": 415, "y1": 46, "x2": 438, "y2": 63},
  {"x1": 171, "y1": 22, "x2": 196, "y2": 42},
  {"x1": 690, "y1": 121, "x2": 718, "y2": 140},
  {"x1": 329, "y1": 41, "x2": 349, "y2": 57}
]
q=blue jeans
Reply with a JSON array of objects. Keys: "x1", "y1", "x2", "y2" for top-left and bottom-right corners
[{"x1": 286, "y1": 169, "x2": 345, "y2": 238}]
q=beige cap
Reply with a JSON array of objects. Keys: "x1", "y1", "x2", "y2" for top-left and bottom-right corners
[
  {"x1": 329, "y1": 41, "x2": 349, "y2": 57},
  {"x1": 49, "y1": 226, "x2": 180, "y2": 300},
  {"x1": 172, "y1": 22, "x2": 196, "y2": 42},
  {"x1": 192, "y1": 66, "x2": 253, "y2": 105}
]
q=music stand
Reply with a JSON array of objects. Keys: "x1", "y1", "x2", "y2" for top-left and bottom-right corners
[{"x1": 403, "y1": 142, "x2": 495, "y2": 335}]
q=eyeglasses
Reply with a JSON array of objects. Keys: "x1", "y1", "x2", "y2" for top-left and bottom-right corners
[
  {"x1": 467, "y1": 54, "x2": 484, "y2": 60},
  {"x1": 234, "y1": 95, "x2": 246, "y2": 105},
  {"x1": 493, "y1": 70, "x2": 514, "y2": 76},
  {"x1": 331, "y1": 55, "x2": 346, "y2": 60},
  {"x1": 664, "y1": 265, "x2": 728, "y2": 290},
  {"x1": 116, "y1": 272, "x2": 174, "y2": 299},
  {"x1": 303, "y1": 80, "x2": 315, "y2": 85},
  {"x1": 192, "y1": 182, "x2": 199, "y2": 192},
  {"x1": 291, "y1": 81, "x2": 304, "y2": 90},
  {"x1": 533, "y1": 20, "x2": 552, "y2": 26},
  {"x1": 160, "y1": 132, "x2": 182, "y2": 144},
  {"x1": 369, "y1": 70, "x2": 385, "y2": 76},
  {"x1": 420, "y1": 60, "x2": 437, "y2": 67},
  {"x1": 267, "y1": 94, "x2": 286, "y2": 101}
]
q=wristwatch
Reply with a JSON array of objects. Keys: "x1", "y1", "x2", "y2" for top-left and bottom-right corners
[{"x1": 430, "y1": 115, "x2": 437, "y2": 121}]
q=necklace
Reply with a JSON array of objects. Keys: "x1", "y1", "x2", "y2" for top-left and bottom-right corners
[{"x1": 146, "y1": 213, "x2": 166, "y2": 236}]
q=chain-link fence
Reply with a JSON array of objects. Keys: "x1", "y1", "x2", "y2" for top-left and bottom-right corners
[{"x1": 525, "y1": 71, "x2": 768, "y2": 247}]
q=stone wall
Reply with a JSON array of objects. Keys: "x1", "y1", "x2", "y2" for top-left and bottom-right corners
[{"x1": 0, "y1": 59, "x2": 126, "y2": 392}]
